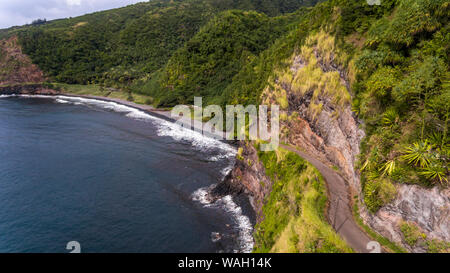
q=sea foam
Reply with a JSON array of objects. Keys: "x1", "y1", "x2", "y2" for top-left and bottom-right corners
[
  {"x1": 1, "y1": 94, "x2": 252, "y2": 251},
  {"x1": 1, "y1": 94, "x2": 236, "y2": 158},
  {"x1": 191, "y1": 187, "x2": 254, "y2": 253}
]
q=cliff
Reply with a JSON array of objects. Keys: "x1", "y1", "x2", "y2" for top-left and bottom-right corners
[
  {"x1": 0, "y1": 36, "x2": 45, "y2": 86},
  {"x1": 212, "y1": 142, "x2": 273, "y2": 222},
  {"x1": 219, "y1": 28, "x2": 449, "y2": 252}
]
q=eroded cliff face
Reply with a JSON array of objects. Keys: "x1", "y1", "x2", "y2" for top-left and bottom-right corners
[
  {"x1": 0, "y1": 84, "x2": 59, "y2": 95},
  {"x1": 262, "y1": 31, "x2": 365, "y2": 191},
  {"x1": 360, "y1": 185, "x2": 450, "y2": 252},
  {"x1": 0, "y1": 36, "x2": 45, "y2": 86},
  {"x1": 225, "y1": 31, "x2": 449, "y2": 252},
  {"x1": 212, "y1": 142, "x2": 273, "y2": 222}
]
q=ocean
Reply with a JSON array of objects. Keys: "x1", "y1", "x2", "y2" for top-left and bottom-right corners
[{"x1": 0, "y1": 95, "x2": 254, "y2": 253}]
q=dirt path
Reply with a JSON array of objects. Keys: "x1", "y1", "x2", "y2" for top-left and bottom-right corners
[{"x1": 281, "y1": 144, "x2": 378, "y2": 253}]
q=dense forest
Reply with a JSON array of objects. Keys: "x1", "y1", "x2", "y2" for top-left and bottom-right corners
[{"x1": 11, "y1": 0, "x2": 321, "y2": 86}]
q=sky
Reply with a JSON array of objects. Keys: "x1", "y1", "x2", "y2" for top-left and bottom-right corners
[{"x1": 0, "y1": 0, "x2": 146, "y2": 29}]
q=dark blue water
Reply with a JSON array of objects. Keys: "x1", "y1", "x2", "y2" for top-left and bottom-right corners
[{"x1": 0, "y1": 95, "x2": 252, "y2": 253}]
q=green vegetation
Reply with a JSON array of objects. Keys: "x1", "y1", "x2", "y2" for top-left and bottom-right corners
[
  {"x1": 399, "y1": 221, "x2": 425, "y2": 247},
  {"x1": 352, "y1": 0, "x2": 449, "y2": 211},
  {"x1": 363, "y1": 178, "x2": 397, "y2": 213},
  {"x1": 352, "y1": 202, "x2": 407, "y2": 253},
  {"x1": 52, "y1": 83, "x2": 153, "y2": 104},
  {"x1": 253, "y1": 145, "x2": 352, "y2": 253},
  {"x1": 399, "y1": 221, "x2": 450, "y2": 253},
  {"x1": 427, "y1": 239, "x2": 450, "y2": 253},
  {"x1": 9, "y1": 0, "x2": 321, "y2": 87},
  {"x1": 133, "y1": 10, "x2": 302, "y2": 106},
  {"x1": 1, "y1": 0, "x2": 448, "y2": 250}
]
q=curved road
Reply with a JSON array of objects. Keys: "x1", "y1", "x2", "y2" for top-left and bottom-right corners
[{"x1": 281, "y1": 144, "x2": 378, "y2": 253}]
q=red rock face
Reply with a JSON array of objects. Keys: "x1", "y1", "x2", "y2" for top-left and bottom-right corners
[
  {"x1": 0, "y1": 36, "x2": 45, "y2": 86},
  {"x1": 213, "y1": 142, "x2": 273, "y2": 222}
]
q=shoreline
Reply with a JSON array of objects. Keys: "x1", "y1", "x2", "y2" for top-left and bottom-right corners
[
  {"x1": 0, "y1": 89, "x2": 255, "y2": 253},
  {"x1": 0, "y1": 87, "x2": 229, "y2": 142},
  {"x1": 61, "y1": 93, "x2": 231, "y2": 142}
]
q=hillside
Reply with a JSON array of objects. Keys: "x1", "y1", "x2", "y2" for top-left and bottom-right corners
[
  {"x1": 0, "y1": 36, "x2": 45, "y2": 86},
  {"x1": 133, "y1": 9, "x2": 306, "y2": 106},
  {"x1": 5, "y1": 0, "x2": 321, "y2": 86}
]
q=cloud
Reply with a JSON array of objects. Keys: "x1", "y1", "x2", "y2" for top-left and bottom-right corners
[
  {"x1": 0, "y1": 0, "x2": 145, "y2": 29},
  {"x1": 66, "y1": 0, "x2": 82, "y2": 6}
]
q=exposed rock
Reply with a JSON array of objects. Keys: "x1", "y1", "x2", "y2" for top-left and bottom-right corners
[
  {"x1": 212, "y1": 142, "x2": 272, "y2": 222},
  {"x1": 0, "y1": 36, "x2": 45, "y2": 86},
  {"x1": 360, "y1": 185, "x2": 450, "y2": 252},
  {"x1": 0, "y1": 84, "x2": 59, "y2": 95}
]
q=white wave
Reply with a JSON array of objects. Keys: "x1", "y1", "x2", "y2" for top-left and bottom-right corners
[
  {"x1": 191, "y1": 186, "x2": 254, "y2": 253},
  {"x1": 156, "y1": 120, "x2": 236, "y2": 157},
  {"x1": 218, "y1": 195, "x2": 254, "y2": 253},
  {"x1": 56, "y1": 96, "x2": 134, "y2": 113},
  {"x1": 0, "y1": 94, "x2": 17, "y2": 98},
  {"x1": 220, "y1": 166, "x2": 233, "y2": 178},
  {"x1": 55, "y1": 99, "x2": 70, "y2": 104},
  {"x1": 208, "y1": 154, "x2": 234, "y2": 162},
  {"x1": 55, "y1": 96, "x2": 236, "y2": 157},
  {"x1": 4, "y1": 93, "x2": 248, "y2": 250},
  {"x1": 3, "y1": 94, "x2": 235, "y2": 156},
  {"x1": 20, "y1": 94, "x2": 54, "y2": 99},
  {"x1": 0, "y1": 94, "x2": 55, "y2": 99},
  {"x1": 211, "y1": 232, "x2": 222, "y2": 243},
  {"x1": 191, "y1": 187, "x2": 214, "y2": 207},
  {"x1": 125, "y1": 110, "x2": 155, "y2": 120}
]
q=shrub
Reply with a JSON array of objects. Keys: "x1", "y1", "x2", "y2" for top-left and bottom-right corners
[
  {"x1": 364, "y1": 178, "x2": 397, "y2": 212},
  {"x1": 400, "y1": 221, "x2": 425, "y2": 247}
]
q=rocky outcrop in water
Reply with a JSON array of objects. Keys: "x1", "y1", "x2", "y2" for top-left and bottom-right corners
[{"x1": 211, "y1": 142, "x2": 272, "y2": 222}]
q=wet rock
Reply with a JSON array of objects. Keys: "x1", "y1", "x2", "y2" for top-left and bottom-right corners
[{"x1": 211, "y1": 142, "x2": 272, "y2": 222}]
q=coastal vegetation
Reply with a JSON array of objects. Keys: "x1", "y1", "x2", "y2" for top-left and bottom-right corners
[{"x1": 253, "y1": 144, "x2": 352, "y2": 253}]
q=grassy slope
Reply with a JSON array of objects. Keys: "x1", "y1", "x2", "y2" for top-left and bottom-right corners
[
  {"x1": 51, "y1": 83, "x2": 153, "y2": 105},
  {"x1": 253, "y1": 144, "x2": 352, "y2": 253}
]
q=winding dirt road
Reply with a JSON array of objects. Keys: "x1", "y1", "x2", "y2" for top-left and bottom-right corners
[{"x1": 281, "y1": 144, "x2": 379, "y2": 253}]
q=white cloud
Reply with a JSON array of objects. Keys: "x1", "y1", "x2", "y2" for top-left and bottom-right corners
[
  {"x1": 66, "y1": 0, "x2": 82, "y2": 6},
  {"x1": 0, "y1": 0, "x2": 145, "y2": 29}
]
